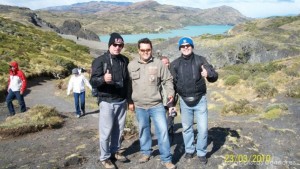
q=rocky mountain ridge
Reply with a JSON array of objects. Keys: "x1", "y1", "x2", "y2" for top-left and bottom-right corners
[
  {"x1": 0, "y1": 5, "x2": 99, "y2": 41},
  {"x1": 35, "y1": 0, "x2": 250, "y2": 34}
]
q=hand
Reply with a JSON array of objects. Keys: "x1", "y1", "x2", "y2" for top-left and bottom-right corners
[
  {"x1": 20, "y1": 91, "x2": 24, "y2": 95},
  {"x1": 166, "y1": 96, "x2": 174, "y2": 107},
  {"x1": 104, "y1": 70, "x2": 112, "y2": 83},
  {"x1": 201, "y1": 65, "x2": 208, "y2": 78},
  {"x1": 128, "y1": 103, "x2": 135, "y2": 111}
]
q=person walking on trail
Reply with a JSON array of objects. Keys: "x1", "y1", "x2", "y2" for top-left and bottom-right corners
[
  {"x1": 6, "y1": 61, "x2": 27, "y2": 116},
  {"x1": 170, "y1": 37, "x2": 218, "y2": 165},
  {"x1": 67, "y1": 68, "x2": 92, "y2": 118},
  {"x1": 128, "y1": 38, "x2": 176, "y2": 169},
  {"x1": 90, "y1": 33, "x2": 129, "y2": 169},
  {"x1": 160, "y1": 56, "x2": 177, "y2": 144}
]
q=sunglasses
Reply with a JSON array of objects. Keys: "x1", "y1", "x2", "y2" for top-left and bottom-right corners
[
  {"x1": 112, "y1": 43, "x2": 124, "y2": 48},
  {"x1": 140, "y1": 49, "x2": 151, "y2": 53},
  {"x1": 180, "y1": 44, "x2": 191, "y2": 49}
]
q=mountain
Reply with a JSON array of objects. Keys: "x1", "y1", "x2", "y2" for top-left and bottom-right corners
[
  {"x1": 40, "y1": 1, "x2": 132, "y2": 14},
  {"x1": 0, "y1": 5, "x2": 99, "y2": 41},
  {"x1": 35, "y1": 0, "x2": 250, "y2": 34}
]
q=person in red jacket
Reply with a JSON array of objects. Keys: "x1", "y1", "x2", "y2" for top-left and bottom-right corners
[{"x1": 6, "y1": 61, "x2": 27, "y2": 116}]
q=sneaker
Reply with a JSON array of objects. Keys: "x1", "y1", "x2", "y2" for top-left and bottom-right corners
[
  {"x1": 184, "y1": 152, "x2": 194, "y2": 159},
  {"x1": 198, "y1": 156, "x2": 207, "y2": 164},
  {"x1": 101, "y1": 159, "x2": 115, "y2": 169},
  {"x1": 76, "y1": 114, "x2": 80, "y2": 118},
  {"x1": 162, "y1": 162, "x2": 177, "y2": 169},
  {"x1": 138, "y1": 155, "x2": 150, "y2": 163},
  {"x1": 111, "y1": 152, "x2": 127, "y2": 162}
]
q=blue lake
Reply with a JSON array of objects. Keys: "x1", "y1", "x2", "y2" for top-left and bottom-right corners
[{"x1": 99, "y1": 25, "x2": 233, "y2": 43}]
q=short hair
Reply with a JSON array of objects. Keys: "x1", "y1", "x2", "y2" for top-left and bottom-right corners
[
  {"x1": 160, "y1": 56, "x2": 169, "y2": 61},
  {"x1": 138, "y1": 38, "x2": 152, "y2": 49}
]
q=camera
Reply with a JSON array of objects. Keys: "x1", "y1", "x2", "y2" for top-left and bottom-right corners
[{"x1": 170, "y1": 107, "x2": 177, "y2": 117}]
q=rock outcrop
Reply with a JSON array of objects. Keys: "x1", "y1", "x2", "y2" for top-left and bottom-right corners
[{"x1": 59, "y1": 20, "x2": 99, "y2": 41}]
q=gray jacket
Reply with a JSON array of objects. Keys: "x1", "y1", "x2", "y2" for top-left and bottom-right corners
[{"x1": 128, "y1": 57, "x2": 174, "y2": 109}]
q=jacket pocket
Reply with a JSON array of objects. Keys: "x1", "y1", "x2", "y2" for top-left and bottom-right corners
[
  {"x1": 148, "y1": 66, "x2": 158, "y2": 86},
  {"x1": 131, "y1": 68, "x2": 140, "y2": 80}
]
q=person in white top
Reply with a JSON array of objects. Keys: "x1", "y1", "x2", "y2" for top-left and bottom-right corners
[{"x1": 67, "y1": 68, "x2": 92, "y2": 118}]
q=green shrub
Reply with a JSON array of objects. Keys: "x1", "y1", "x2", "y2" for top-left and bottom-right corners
[
  {"x1": 260, "y1": 104, "x2": 288, "y2": 120},
  {"x1": 0, "y1": 61, "x2": 9, "y2": 74},
  {"x1": 286, "y1": 84, "x2": 300, "y2": 98},
  {"x1": 125, "y1": 44, "x2": 138, "y2": 53},
  {"x1": 224, "y1": 75, "x2": 240, "y2": 86},
  {"x1": 53, "y1": 45, "x2": 69, "y2": 52},
  {"x1": 284, "y1": 66, "x2": 299, "y2": 77},
  {"x1": 221, "y1": 99, "x2": 258, "y2": 115},
  {"x1": 124, "y1": 111, "x2": 137, "y2": 136},
  {"x1": 265, "y1": 103, "x2": 288, "y2": 112},
  {"x1": 255, "y1": 82, "x2": 278, "y2": 97}
]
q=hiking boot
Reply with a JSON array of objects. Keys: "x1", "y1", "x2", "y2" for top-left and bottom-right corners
[
  {"x1": 101, "y1": 159, "x2": 115, "y2": 169},
  {"x1": 198, "y1": 156, "x2": 207, "y2": 164},
  {"x1": 184, "y1": 152, "x2": 194, "y2": 159},
  {"x1": 138, "y1": 155, "x2": 150, "y2": 163},
  {"x1": 111, "y1": 152, "x2": 127, "y2": 162},
  {"x1": 162, "y1": 162, "x2": 177, "y2": 169}
]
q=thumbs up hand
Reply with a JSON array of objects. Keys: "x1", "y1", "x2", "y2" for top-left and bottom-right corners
[
  {"x1": 201, "y1": 65, "x2": 208, "y2": 78},
  {"x1": 104, "y1": 70, "x2": 112, "y2": 83}
]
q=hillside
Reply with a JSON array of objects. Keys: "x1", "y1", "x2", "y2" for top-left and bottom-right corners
[
  {"x1": 0, "y1": 17, "x2": 93, "y2": 92},
  {"x1": 35, "y1": 0, "x2": 250, "y2": 34},
  {"x1": 154, "y1": 16, "x2": 300, "y2": 68}
]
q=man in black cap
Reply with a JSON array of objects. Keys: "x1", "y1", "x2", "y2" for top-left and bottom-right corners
[{"x1": 90, "y1": 33, "x2": 129, "y2": 169}]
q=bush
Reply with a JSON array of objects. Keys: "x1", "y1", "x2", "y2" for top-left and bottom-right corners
[
  {"x1": 265, "y1": 103, "x2": 288, "y2": 112},
  {"x1": 224, "y1": 75, "x2": 240, "y2": 86},
  {"x1": 124, "y1": 111, "x2": 137, "y2": 136},
  {"x1": 286, "y1": 84, "x2": 300, "y2": 98},
  {"x1": 0, "y1": 105, "x2": 64, "y2": 138},
  {"x1": 284, "y1": 67, "x2": 299, "y2": 77},
  {"x1": 221, "y1": 99, "x2": 258, "y2": 115},
  {"x1": 255, "y1": 82, "x2": 278, "y2": 97}
]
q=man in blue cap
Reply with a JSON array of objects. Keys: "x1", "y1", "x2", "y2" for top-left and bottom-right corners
[{"x1": 170, "y1": 37, "x2": 218, "y2": 165}]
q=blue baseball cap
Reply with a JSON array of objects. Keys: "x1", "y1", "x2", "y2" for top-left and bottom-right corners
[{"x1": 178, "y1": 37, "x2": 194, "y2": 50}]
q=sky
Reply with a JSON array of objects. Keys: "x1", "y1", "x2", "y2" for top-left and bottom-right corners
[{"x1": 1, "y1": 0, "x2": 299, "y2": 18}]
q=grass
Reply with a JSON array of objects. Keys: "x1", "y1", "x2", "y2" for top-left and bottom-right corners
[{"x1": 0, "y1": 105, "x2": 64, "y2": 138}]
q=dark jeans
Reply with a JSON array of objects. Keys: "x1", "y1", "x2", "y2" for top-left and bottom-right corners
[
  {"x1": 165, "y1": 106, "x2": 175, "y2": 144},
  {"x1": 73, "y1": 92, "x2": 85, "y2": 115},
  {"x1": 6, "y1": 89, "x2": 26, "y2": 115}
]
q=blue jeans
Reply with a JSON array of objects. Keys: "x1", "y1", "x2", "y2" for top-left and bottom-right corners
[
  {"x1": 180, "y1": 95, "x2": 208, "y2": 157},
  {"x1": 135, "y1": 104, "x2": 172, "y2": 163},
  {"x1": 6, "y1": 89, "x2": 26, "y2": 115},
  {"x1": 73, "y1": 92, "x2": 85, "y2": 115}
]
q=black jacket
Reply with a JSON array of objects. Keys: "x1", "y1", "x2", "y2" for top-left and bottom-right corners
[
  {"x1": 170, "y1": 53, "x2": 218, "y2": 99},
  {"x1": 90, "y1": 52, "x2": 129, "y2": 103}
]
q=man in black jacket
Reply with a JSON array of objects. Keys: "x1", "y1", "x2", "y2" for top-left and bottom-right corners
[
  {"x1": 90, "y1": 33, "x2": 129, "y2": 169},
  {"x1": 170, "y1": 37, "x2": 218, "y2": 165}
]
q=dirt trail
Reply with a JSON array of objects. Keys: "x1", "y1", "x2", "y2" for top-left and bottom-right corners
[{"x1": 0, "y1": 36, "x2": 299, "y2": 169}]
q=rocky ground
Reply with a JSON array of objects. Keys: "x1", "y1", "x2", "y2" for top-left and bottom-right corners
[{"x1": 0, "y1": 36, "x2": 299, "y2": 169}]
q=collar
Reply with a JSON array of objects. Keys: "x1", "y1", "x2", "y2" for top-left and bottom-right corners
[{"x1": 138, "y1": 57, "x2": 153, "y2": 64}]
